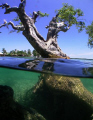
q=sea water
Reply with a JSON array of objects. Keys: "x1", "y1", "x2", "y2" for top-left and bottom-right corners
[
  {"x1": 0, "y1": 67, "x2": 40, "y2": 104},
  {"x1": 0, "y1": 57, "x2": 93, "y2": 98},
  {"x1": 0, "y1": 57, "x2": 93, "y2": 120}
]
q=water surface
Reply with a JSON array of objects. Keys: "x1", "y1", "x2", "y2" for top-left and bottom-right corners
[{"x1": 0, "y1": 56, "x2": 93, "y2": 103}]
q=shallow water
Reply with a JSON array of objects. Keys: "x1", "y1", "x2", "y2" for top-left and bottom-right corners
[
  {"x1": 0, "y1": 57, "x2": 93, "y2": 120},
  {"x1": 0, "y1": 57, "x2": 93, "y2": 97},
  {"x1": 80, "y1": 77, "x2": 93, "y2": 93},
  {"x1": 0, "y1": 67, "x2": 40, "y2": 103}
]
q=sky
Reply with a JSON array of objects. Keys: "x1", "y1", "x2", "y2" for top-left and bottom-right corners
[{"x1": 0, "y1": 0, "x2": 93, "y2": 59}]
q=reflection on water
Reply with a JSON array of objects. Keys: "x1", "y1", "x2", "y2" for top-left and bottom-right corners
[
  {"x1": 0, "y1": 57, "x2": 93, "y2": 77},
  {"x1": 18, "y1": 58, "x2": 93, "y2": 77},
  {"x1": 0, "y1": 57, "x2": 93, "y2": 120}
]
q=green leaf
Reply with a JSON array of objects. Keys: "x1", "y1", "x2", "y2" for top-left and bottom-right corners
[
  {"x1": 86, "y1": 21, "x2": 93, "y2": 48},
  {"x1": 13, "y1": 16, "x2": 19, "y2": 21},
  {"x1": 39, "y1": 11, "x2": 49, "y2": 17},
  {"x1": 55, "y1": 3, "x2": 85, "y2": 31}
]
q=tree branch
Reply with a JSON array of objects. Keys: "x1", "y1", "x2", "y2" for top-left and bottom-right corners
[
  {"x1": 3, "y1": 0, "x2": 26, "y2": 14},
  {"x1": 57, "y1": 22, "x2": 70, "y2": 32},
  {"x1": 33, "y1": 24, "x2": 46, "y2": 41},
  {"x1": 9, "y1": 21, "x2": 25, "y2": 31},
  {"x1": 0, "y1": 21, "x2": 25, "y2": 31},
  {"x1": 0, "y1": 1, "x2": 70, "y2": 58},
  {"x1": 19, "y1": 0, "x2": 26, "y2": 10},
  {"x1": 4, "y1": 7, "x2": 19, "y2": 14},
  {"x1": 46, "y1": 14, "x2": 70, "y2": 41}
]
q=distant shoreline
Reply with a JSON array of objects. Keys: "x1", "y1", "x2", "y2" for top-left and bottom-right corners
[{"x1": 0, "y1": 55, "x2": 31, "y2": 57}]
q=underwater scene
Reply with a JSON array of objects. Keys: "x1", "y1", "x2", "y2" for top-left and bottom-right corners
[{"x1": 0, "y1": 57, "x2": 93, "y2": 120}]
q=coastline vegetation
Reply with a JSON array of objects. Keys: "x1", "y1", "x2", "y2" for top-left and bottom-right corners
[{"x1": 0, "y1": 48, "x2": 40, "y2": 57}]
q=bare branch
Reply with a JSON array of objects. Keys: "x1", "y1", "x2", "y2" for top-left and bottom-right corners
[
  {"x1": 32, "y1": 11, "x2": 40, "y2": 23},
  {"x1": 0, "y1": 3, "x2": 19, "y2": 14},
  {"x1": 19, "y1": 0, "x2": 26, "y2": 10},
  {"x1": 0, "y1": 21, "x2": 25, "y2": 31},
  {"x1": 46, "y1": 16, "x2": 70, "y2": 41},
  {"x1": 46, "y1": 20, "x2": 70, "y2": 32},
  {"x1": 57, "y1": 22, "x2": 70, "y2": 32},
  {"x1": 4, "y1": 7, "x2": 19, "y2": 14},
  {"x1": 9, "y1": 21, "x2": 25, "y2": 31},
  {"x1": 0, "y1": 24, "x2": 6, "y2": 28},
  {"x1": 2, "y1": 0, "x2": 26, "y2": 14},
  {"x1": 0, "y1": 3, "x2": 10, "y2": 9}
]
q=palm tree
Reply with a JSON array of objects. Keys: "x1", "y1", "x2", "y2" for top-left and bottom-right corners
[
  {"x1": 27, "y1": 49, "x2": 31, "y2": 56},
  {"x1": 2, "y1": 48, "x2": 7, "y2": 56}
]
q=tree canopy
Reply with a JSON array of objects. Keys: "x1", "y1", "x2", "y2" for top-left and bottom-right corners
[
  {"x1": 6, "y1": 3, "x2": 85, "y2": 34},
  {"x1": 56, "y1": 3, "x2": 85, "y2": 32},
  {"x1": 86, "y1": 22, "x2": 93, "y2": 48}
]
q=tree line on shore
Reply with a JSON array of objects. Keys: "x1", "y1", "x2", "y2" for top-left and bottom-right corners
[{"x1": 0, "y1": 48, "x2": 40, "y2": 57}]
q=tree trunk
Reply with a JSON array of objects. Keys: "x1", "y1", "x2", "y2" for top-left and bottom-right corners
[{"x1": 0, "y1": 2, "x2": 70, "y2": 59}]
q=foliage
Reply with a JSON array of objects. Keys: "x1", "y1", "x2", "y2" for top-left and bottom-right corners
[
  {"x1": 86, "y1": 21, "x2": 93, "y2": 48},
  {"x1": 39, "y1": 11, "x2": 49, "y2": 17},
  {"x1": 12, "y1": 16, "x2": 23, "y2": 26},
  {"x1": 27, "y1": 49, "x2": 31, "y2": 56},
  {"x1": 13, "y1": 16, "x2": 20, "y2": 22},
  {"x1": 32, "y1": 49, "x2": 40, "y2": 57},
  {"x1": 0, "y1": 48, "x2": 41, "y2": 57},
  {"x1": 29, "y1": 11, "x2": 49, "y2": 18},
  {"x1": 56, "y1": 3, "x2": 85, "y2": 32},
  {"x1": 17, "y1": 51, "x2": 24, "y2": 56},
  {"x1": 2, "y1": 48, "x2": 7, "y2": 55},
  {"x1": 7, "y1": 49, "x2": 32, "y2": 56},
  {"x1": 9, "y1": 50, "x2": 16, "y2": 55}
]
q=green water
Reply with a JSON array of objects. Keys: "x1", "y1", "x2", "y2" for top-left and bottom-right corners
[
  {"x1": 0, "y1": 67, "x2": 93, "y2": 101},
  {"x1": 0, "y1": 67, "x2": 40, "y2": 104},
  {"x1": 0, "y1": 57, "x2": 93, "y2": 120},
  {"x1": 0, "y1": 67, "x2": 93, "y2": 120},
  {"x1": 80, "y1": 78, "x2": 93, "y2": 94}
]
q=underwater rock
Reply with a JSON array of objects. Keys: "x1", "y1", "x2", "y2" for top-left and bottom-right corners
[
  {"x1": 0, "y1": 85, "x2": 46, "y2": 120},
  {"x1": 25, "y1": 74, "x2": 93, "y2": 120}
]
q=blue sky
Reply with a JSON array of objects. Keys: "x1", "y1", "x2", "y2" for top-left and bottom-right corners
[{"x1": 0, "y1": 0, "x2": 93, "y2": 59}]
